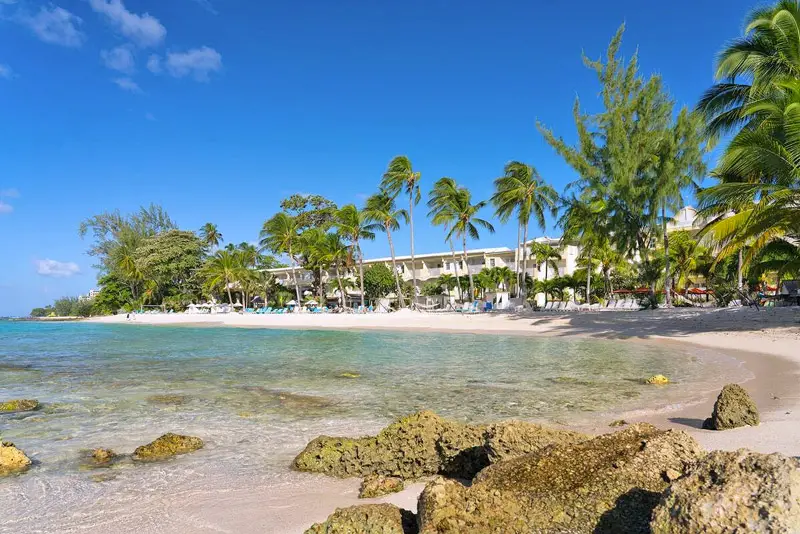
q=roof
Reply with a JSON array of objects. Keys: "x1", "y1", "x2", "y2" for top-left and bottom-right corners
[{"x1": 365, "y1": 247, "x2": 513, "y2": 264}]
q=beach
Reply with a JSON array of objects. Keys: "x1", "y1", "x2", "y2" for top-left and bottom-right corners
[{"x1": 77, "y1": 307, "x2": 800, "y2": 532}]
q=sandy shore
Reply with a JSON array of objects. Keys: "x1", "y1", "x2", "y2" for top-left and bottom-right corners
[{"x1": 83, "y1": 307, "x2": 800, "y2": 533}]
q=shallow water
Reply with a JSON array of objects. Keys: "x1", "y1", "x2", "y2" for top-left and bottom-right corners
[{"x1": 0, "y1": 321, "x2": 748, "y2": 533}]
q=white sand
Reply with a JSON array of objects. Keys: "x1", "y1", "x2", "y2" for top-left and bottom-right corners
[{"x1": 83, "y1": 307, "x2": 800, "y2": 533}]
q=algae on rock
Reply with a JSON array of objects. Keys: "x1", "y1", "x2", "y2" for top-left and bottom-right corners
[
  {"x1": 0, "y1": 399, "x2": 40, "y2": 412},
  {"x1": 359, "y1": 475, "x2": 405, "y2": 498},
  {"x1": 305, "y1": 504, "x2": 417, "y2": 534},
  {"x1": 132, "y1": 433, "x2": 204, "y2": 461},
  {"x1": 651, "y1": 449, "x2": 800, "y2": 533},
  {"x1": 483, "y1": 420, "x2": 587, "y2": 464},
  {"x1": 0, "y1": 441, "x2": 32, "y2": 474},
  {"x1": 702, "y1": 383, "x2": 759, "y2": 430}
]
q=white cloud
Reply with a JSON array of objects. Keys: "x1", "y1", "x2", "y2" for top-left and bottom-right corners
[
  {"x1": 89, "y1": 0, "x2": 166, "y2": 48},
  {"x1": 0, "y1": 64, "x2": 12, "y2": 79},
  {"x1": 101, "y1": 45, "x2": 135, "y2": 74},
  {"x1": 16, "y1": 5, "x2": 85, "y2": 48},
  {"x1": 112, "y1": 77, "x2": 141, "y2": 93},
  {"x1": 146, "y1": 54, "x2": 161, "y2": 73},
  {"x1": 0, "y1": 201, "x2": 12, "y2": 214},
  {"x1": 165, "y1": 47, "x2": 222, "y2": 81},
  {"x1": 35, "y1": 259, "x2": 81, "y2": 278}
]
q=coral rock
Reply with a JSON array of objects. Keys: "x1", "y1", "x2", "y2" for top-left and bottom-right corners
[
  {"x1": 0, "y1": 399, "x2": 40, "y2": 412},
  {"x1": 645, "y1": 375, "x2": 670, "y2": 385},
  {"x1": 703, "y1": 384, "x2": 759, "y2": 430},
  {"x1": 359, "y1": 475, "x2": 405, "y2": 498},
  {"x1": 132, "y1": 433, "x2": 204, "y2": 461},
  {"x1": 305, "y1": 504, "x2": 417, "y2": 534},
  {"x1": 0, "y1": 441, "x2": 32, "y2": 474}
]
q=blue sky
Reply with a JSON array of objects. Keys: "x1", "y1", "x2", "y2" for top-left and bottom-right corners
[{"x1": 0, "y1": 0, "x2": 758, "y2": 316}]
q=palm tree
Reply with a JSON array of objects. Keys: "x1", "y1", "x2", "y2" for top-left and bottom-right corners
[
  {"x1": 201, "y1": 250, "x2": 242, "y2": 305},
  {"x1": 381, "y1": 156, "x2": 421, "y2": 304},
  {"x1": 299, "y1": 227, "x2": 328, "y2": 304},
  {"x1": 364, "y1": 191, "x2": 409, "y2": 308},
  {"x1": 199, "y1": 223, "x2": 223, "y2": 251},
  {"x1": 559, "y1": 196, "x2": 604, "y2": 303},
  {"x1": 427, "y1": 177, "x2": 466, "y2": 301},
  {"x1": 259, "y1": 213, "x2": 302, "y2": 304},
  {"x1": 313, "y1": 232, "x2": 350, "y2": 307},
  {"x1": 443, "y1": 186, "x2": 496, "y2": 301},
  {"x1": 669, "y1": 232, "x2": 702, "y2": 291},
  {"x1": 335, "y1": 204, "x2": 376, "y2": 309},
  {"x1": 529, "y1": 242, "x2": 561, "y2": 304},
  {"x1": 492, "y1": 161, "x2": 558, "y2": 303},
  {"x1": 438, "y1": 273, "x2": 457, "y2": 302}
]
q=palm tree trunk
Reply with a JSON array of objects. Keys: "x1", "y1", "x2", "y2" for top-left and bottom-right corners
[
  {"x1": 544, "y1": 261, "x2": 549, "y2": 305},
  {"x1": 386, "y1": 225, "x2": 404, "y2": 308},
  {"x1": 449, "y1": 239, "x2": 463, "y2": 302},
  {"x1": 319, "y1": 266, "x2": 325, "y2": 305},
  {"x1": 515, "y1": 222, "x2": 522, "y2": 298},
  {"x1": 357, "y1": 241, "x2": 366, "y2": 309},
  {"x1": 585, "y1": 252, "x2": 592, "y2": 304},
  {"x1": 409, "y1": 195, "x2": 417, "y2": 309},
  {"x1": 225, "y1": 276, "x2": 234, "y2": 305},
  {"x1": 463, "y1": 236, "x2": 474, "y2": 302},
  {"x1": 737, "y1": 248, "x2": 743, "y2": 290},
  {"x1": 289, "y1": 244, "x2": 301, "y2": 305},
  {"x1": 662, "y1": 204, "x2": 672, "y2": 307},
  {"x1": 334, "y1": 264, "x2": 345, "y2": 307},
  {"x1": 521, "y1": 221, "x2": 529, "y2": 304}
]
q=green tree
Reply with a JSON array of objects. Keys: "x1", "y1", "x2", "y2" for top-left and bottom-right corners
[
  {"x1": 492, "y1": 162, "x2": 558, "y2": 302},
  {"x1": 260, "y1": 212, "x2": 302, "y2": 304},
  {"x1": 364, "y1": 191, "x2": 408, "y2": 308},
  {"x1": 279, "y1": 194, "x2": 338, "y2": 231},
  {"x1": 360, "y1": 264, "x2": 397, "y2": 302},
  {"x1": 428, "y1": 177, "x2": 466, "y2": 301},
  {"x1": 437, "y1": 273, "x2": 458, "y2": 301},
  {"x1": 133, "y1": 230, "x2": 204, "y2": 303},
  {"x1": 199, "y1": 223, "x2": 223, "y2": 250},
  {"x1": 311, "y1": 232, "x2": 350, "y2": 307},
  {"x1": 335, "y1": 204, "x2": 376, "y2": 309},
  {"x1": 381, "y1": 156, "x2": 421, "y2": 302},
  {"x1": 529, "y1": 242, "x2": 561, "y2": 304},
  {"x1": 201, "y1": 250, "x2": 243, "y2": 305},
  {"x1": 92, "y1": 273, "x2": 133, "y2": 314}
]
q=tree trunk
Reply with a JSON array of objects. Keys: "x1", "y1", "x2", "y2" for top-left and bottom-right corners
[
  {"x1": 515, "y1": 222, "x2": 522, "y2": 297},
  {"x1": 357, "y1": 241, "x2": 366, "y2": 309},
  {"x1": 225, "y1": 276, "x2": 234, "y2": 305},
  {"x1": 386, "y1": 225, "x2": 404, "y2": 308},
  {"x1": 464, "y1": 236, "x2": 474, "y2": 302},
  {"x1": 737, "y1": 248, "x2": 743, "y2": 290},
  {"x1": 409, "y1": 195, "x2": 416, "y2": 309},
  {"x1": 289, "y1": 244, "x2": 301, "y2": 305},
  {"x1": 585, "y1": 252, "x2": 592, "y2": 304},
  {"x1": 319, "y1": 266, "x2": 325, "y2": 305},
  {"x1": 449, "y1": 239, "x2": 463, "y2": 302},
  {"x1": 334, "y1": 264, "x2": 345, "y2": 308},
  {"x1": 662, "y1": 204, "x2": 672, "y2": 307},
  {"x1": 544, "y1": 261, "x2": 549, "y2": 305},
  {"x1": 520, "y1": 221, "x2": 529, "y2": 304}
]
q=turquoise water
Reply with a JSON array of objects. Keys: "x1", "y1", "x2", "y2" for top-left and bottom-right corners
[{"x1": 0, "y1": 321, "x2": 747, "y2": 533}]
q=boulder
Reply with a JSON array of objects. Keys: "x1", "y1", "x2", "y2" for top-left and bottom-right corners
[
  {"x1": 89, "y1": 448, "x2": 117, "y2": 467},
  {"x1": 418, "y1": 423, "x2": 704, "y2": 534},
  {"x1": 0, "y1": 441, "x2": 32, "y2": 474},
  {"x1": 305, "y1": 504, "x2": 418, "y2": 534},
  {"x1": 132, "y1": 433, "x2": 204, "y2": 461},
  {"x1": 293, "y1": 411, "x2": 487, "y2": 480},
  {"x1": 645, "y1": 375, "x2": 670, "y2": 385},
  {"x1": 702, "y1": 384, "x2": 759, "y2": 430},
  {"x1": 483, "y1": 420, "x2": 588, "y2": 464},
  {"x1": 651, "y1": 449, "x2": 800, "y2": 533},
  {"x1": 359, "y1": 475, "x2": 405, "y2": 498},
  {"x1": 0, "y1": 399, "x2": 39, "y2": 412}
]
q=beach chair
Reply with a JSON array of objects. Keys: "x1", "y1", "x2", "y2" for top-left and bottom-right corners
[
  {"x1": 543, "y1": 301, "x2": 555, "y2": 311},
  {"x1": 367, "y1": 305, "x2": 374, "y2": 313}
]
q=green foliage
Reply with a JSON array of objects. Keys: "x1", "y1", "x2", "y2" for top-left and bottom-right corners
[
  {"x1": 421, "y1": 280, "x2": 444, "y2": 297},
  {"x1": 199, "y1": 223, "x2": 223, "y2": 250},
  {"x1": 29, "y1": 306, "x2": 53, "y2": 317},
  {"x1": 280, "y1": 194, "x2": 338, "y2": 231},
  {"x1": 92, "y1": 273, "x2": 133, "y2": 314},
  {"x1": 360, "y1": 264, "x2": 396, "y2": 301},
  {"x1": 134, "y1": 230, "x2": 204, "y2": 295}
]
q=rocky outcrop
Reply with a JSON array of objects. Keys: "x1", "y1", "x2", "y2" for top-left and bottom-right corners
[
  {"x1": 0, "y1": 441, "x2": 32, "y2": 474},
  {"x1": 651, "y1": 449, "x2": 800, "y2": 533},
  {"x1": 293, "y1": 411, "x2": 487, "y2": 480},
  {"x1": 359, "y1": 475, "x2": 405, "y2": 498},
  {"x1": 90, "y1": 448, "x2": 117, "y2": 466},
  {"x1": 645, "y1": 375, "x2": 670, "y2": 385},
  {"x1": 305, "y1": 504, "x2": 417, "y2": 534},
  {"x1": 483, "y1": 420, "x2": 587, "y2": 464},
  {"x1": 417, "y1": 423, "x2": 704, "y2": 534},
  {"x1": 702, "y1": 384, "x2": 759, "y2": 430},
  {"x1": 0, "y1": 399, "x2": 39, "y2": 412},
  {"x1": 132, "y1": 433, "x2": 204, "y2": 461}
]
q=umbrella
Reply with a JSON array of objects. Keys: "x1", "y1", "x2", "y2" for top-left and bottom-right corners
[
  {"x1": 251, "y1": 296, "x2": 264, "y2": 303},
  {"x1": 287, "y1": 300, "x2": 297, "y2": 306},
  {"x1": 305, "y1": 300, "x2": 318, "y2": 306}
]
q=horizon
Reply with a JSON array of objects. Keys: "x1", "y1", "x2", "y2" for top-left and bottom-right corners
[{"x1": 0, "y1": 0, "x2": 757, "y2": 316}]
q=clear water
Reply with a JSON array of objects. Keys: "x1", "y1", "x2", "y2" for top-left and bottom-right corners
[{"x1": 0, "y1": 322, "x2": 748, "y2": 533}]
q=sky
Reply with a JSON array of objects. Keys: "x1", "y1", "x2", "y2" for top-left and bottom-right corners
[{"x1": 0, "y1": 0, "x2": 760, "y2": 316}]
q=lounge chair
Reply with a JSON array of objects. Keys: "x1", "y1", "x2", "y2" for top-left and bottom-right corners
[{"x1": 543, "y1": 301, "x2": 555, "y2": 311}]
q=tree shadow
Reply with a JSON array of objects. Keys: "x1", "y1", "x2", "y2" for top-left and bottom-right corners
[
  {"x1": 594, "y1": 487, "x2": 662, "y2": 534},
  {"x1": 667, "y1": 417, "x2": 707, "y2": 429}
]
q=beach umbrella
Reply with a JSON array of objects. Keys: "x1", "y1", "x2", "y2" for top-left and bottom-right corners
[
  {"x1": 305, "y1": 299, "x2": 318, "y2": 306},
  {"x1": 251, "y1": 296, "x2": 263, "y2": 303},
  {"x1": 287, "y1": 300, "x2": 297, "y2": 306}
]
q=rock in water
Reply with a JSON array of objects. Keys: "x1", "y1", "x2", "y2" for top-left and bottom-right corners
[
  {"x1": 293, "y1": 411, "x2": 486, "y2": 480},
  {"x1": 483, "y1": 420, "x2": 587, "y2": 464},
  {"x1": 0, "y1": 441, "x2": 32, "y2": 474},
  {"x1": 0, "y1": 399, "x2": 39, "y2": 412},
  {"x1": 132, "y1": 433, "x2": 204, "y2": 461},
  {"x1": 305, "y1": 504, "x2": 417, "y2": 534},
  {"x1": 703, "y1": 384, "x2": 759, "y2": 430},
  {"x1": 645, "y1": 375, "x2": 670, "y2": 385},
  {"x1": 90, "y1": 448, "x2": 117, "y2": 466},
  {"x1": 359, "y1": 475, "x2": 405, "y2": 498},
  {"x1": 417, "y1": 423, "x2": 704, "y2": 534},
  {"x1": 651, "y1": 450, "x2": 800, "y2": 533}
]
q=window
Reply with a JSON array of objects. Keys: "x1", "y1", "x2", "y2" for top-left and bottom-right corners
[
  {"x1": 459, "y1": 261, "x2": 465, "y2": 270},
  {"x1": 437, "y1": 263, "x2": 442, "y2": 269},
  {"x1": 490, "y1": 258, "x2": 496, "y2": 268}
]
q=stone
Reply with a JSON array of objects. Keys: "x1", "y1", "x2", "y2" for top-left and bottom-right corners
[
  {"x1": 359, "y1": 475, "x2": 405, "y2": 498},
  {"x1": 417, "y1": 423, "x2": 704, "y2": 534},
  {"x1": 704, "y1": 384, "x2": 760, "y2": 430},
  {"x1": 132, "y1": 433, "x2": 204, "y2": 461},
  {"x1": 651, "y1": 449, "x2": 800, "y2": 533},
  {"x1": 0, "y1": 399, "x2": 40, "y2": 412},
  {"x1": 483, "y1": 420, "x2": 588, "y2": 464},
  {"x1": 305, "y1": 504, "x2": 418, "y2": 534},
  {"x1": 90, "y1": 448, "x2": 117, "y2": 466},
  {"x1": 293, "y1": 411, "x2": 487, "y2": 480},
  {"x1": 337, "y1": 372, "x2": 361, "y2": 379},
  {"x1": 0, "y1": 441, "x2": 32, "y2": 474},
  {"x1": 645, "y1": 375, "x2": 670, "y2": 385},
  {"x1": 609, "y1": 419, "x2": 629, "y2": 427}
]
